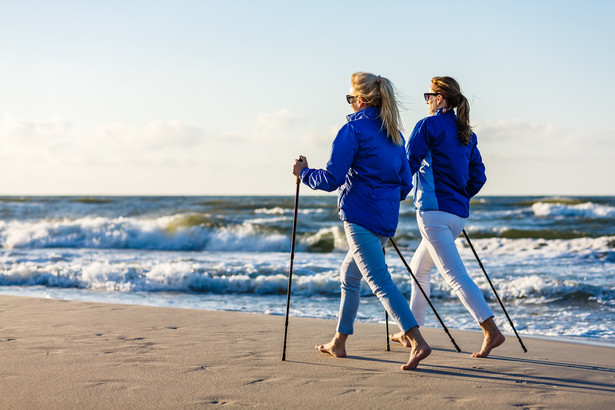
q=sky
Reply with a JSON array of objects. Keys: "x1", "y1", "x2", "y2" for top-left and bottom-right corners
[{"x1": 1, "y1": 0, "x2": 614, "y2": 196}]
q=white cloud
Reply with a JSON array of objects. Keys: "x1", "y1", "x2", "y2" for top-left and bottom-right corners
[
  {"x1": 475, "y1": 120, "x2": 615, "y2": 161},
  {"x1": 244, "y1": 108, "x2": 339, "y2": 148},
  {"x1": 477, "y1": 120, "x2": 554, "y2": 141},
  {"x1": 0, "y1": 113, "x2": 217, "y2": 166},
  {"x1": 257, "y1": 109, "x2": 303, "y2": 132},
  {"x1": 98, "y1": 121, "x2": 208, "y2": 151},
  {"x1": 0, "y1": 112, "x2": 72, "y2": 144}
]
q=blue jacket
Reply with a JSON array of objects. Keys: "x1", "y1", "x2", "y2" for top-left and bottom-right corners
[
  {"x1": 300, "y1": 107, "x2": 412, "y2": 237},
  {"x1": 406, "y1": 109, "x2": 486, "y2": 218}
]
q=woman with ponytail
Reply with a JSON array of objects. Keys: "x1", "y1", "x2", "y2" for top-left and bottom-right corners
[
  {"x1": 292, "y1": 72, "x2": 431, "y2": 370},
  {"x1": 390, "y1": 76, "x2": 505, "y2": 358}
]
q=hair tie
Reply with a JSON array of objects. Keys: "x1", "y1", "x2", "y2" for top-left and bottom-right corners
[{"x1": 376, "y1": 75, "x2": 382, "y2": 84}]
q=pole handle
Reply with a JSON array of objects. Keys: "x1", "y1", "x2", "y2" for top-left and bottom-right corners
[{"x1": 295, "y1": 156, "x2": 304, "y2": 184}]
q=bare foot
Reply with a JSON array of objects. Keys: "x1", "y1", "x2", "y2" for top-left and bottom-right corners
[
  {"x1": 389, "y1": 331, "x2": 412, "y2": 348},
  {"x1": 401, "y1": 345, "x2": 431, "y2": 370},
  {"x1": 315, "y1": 341, "x2": 346, "y2": 358},
  {"x1": 472, "y1": 332, "x2": 505, "y2": 358}
]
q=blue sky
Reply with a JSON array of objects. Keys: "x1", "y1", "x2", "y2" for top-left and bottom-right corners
[{"x1": 1, "y1": 0, "x2": 613, "y2": 195}]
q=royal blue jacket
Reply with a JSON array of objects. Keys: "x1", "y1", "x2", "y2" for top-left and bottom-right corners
[
  {"x1": 406, "y1": 109, "x2": 486, "y2": 218},
  {"x1": 300, "y1": 107, "x2": 412, "y2": 237}
]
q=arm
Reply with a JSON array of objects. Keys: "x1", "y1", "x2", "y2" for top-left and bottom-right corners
[
  {"x1": 466, "y1": 135, "x2": 487, "y2": 198},
  {"x1": 406, "y1": 119, "x2": 430, "y2": 175},
  {"x1": 399, "y1": 136, "x2": 413, "y2": 200},
  {"x1": 300, "y1": 124, "x2": 358, "y2": 192}
]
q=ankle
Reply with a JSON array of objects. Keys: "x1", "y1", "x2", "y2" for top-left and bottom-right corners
[
  {"x1": 480, "y1": 317, "x2": 499, "y2": 336},
  {"x1": 404, "y1": 326, "x2": 426, "y2": 348},
  {"x1": 333, "y1": 332, "x2": 349, "y2": 345}
]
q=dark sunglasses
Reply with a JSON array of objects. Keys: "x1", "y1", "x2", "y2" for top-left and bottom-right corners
[
  {"x1": 346, "y1": 94, "x2": 355, "y2": 104},
  {"x1": 424, "y1": 93, "x2": 440, "y2": 101}
]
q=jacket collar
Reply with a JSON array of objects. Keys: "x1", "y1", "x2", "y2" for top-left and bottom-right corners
[
  {"x1": 347, "y1": 107, "x2": 380, "y2": 122},
  {"x1": 435, "y1": 107, "x2": 455, "y2": 116}
]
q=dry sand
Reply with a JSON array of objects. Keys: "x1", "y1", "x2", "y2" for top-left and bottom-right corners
[{"x1": 1, "y1": 295, "x2": 614, "y2": 408}]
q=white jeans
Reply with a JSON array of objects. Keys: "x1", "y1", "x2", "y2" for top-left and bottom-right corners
[
  {"x1": 410, "y1": 210, "x2": 493, "y2": 326},
  {"x1": 337, "y1": 222, "x2": 418, "y2": 335}
]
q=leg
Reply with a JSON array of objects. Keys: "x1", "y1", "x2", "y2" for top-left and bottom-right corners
[
  {"x1": 315, "y1": 332, "x2": 349, "y2": 358},
  {"x1": 390, "y1": 239, "x2": 435, "y2": 347},
  {"x1": 418, "y1": 211, "x2": 504, "y2": 357},
  {"x1": 344, "y1": 222, "x2": 418, "y2": 334},
  {"x1": 473, "y1": 317, "x2": 505, "y2": 358},
  {"x1": 337, "y1": 250, "x2": 364, "y2": 335},
  {"x1": 409, "y1": 239, "x2": 435, "y2": 326},
  {"x1": 345, "y1": 222, "x2": 430, "y2": 369},
  {"x1": 401, "y1": 326, "x2": 432, "y2": 371},
  {"x1": 315, "y1": 250, "x2": 362, "y2": 358}
]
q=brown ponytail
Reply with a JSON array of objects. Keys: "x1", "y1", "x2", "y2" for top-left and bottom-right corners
[
  {"x1": 350, "y1": 72, "x2": 403, "y2": 145},
  {"x1": 431, "y1": 76, "x2": 473, "y2": 145}
]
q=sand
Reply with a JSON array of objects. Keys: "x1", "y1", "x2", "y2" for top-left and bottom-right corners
[{"x1": 1, "y1": 295, "x2": 614, "y2": 408}]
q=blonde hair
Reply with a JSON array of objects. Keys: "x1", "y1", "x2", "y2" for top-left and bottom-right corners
[
  {"x1": 431, "y1": 76, "x2": 472, "y2": 145},
  {"x1": 350, "y1": 72, "x2": 403, "y2": 145}
]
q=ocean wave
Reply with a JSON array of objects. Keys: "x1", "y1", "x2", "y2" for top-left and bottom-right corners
[
  {"x1": 489, "y1": 274, "x2": 614, "y2": 303},
  {"x1": 74, "y1": 197, "x2": 115, "y2": 204},
  {"x1": 0, "y1": 255, "x2": 339, "y2": 295},
  {"x1": 0, "y1": 215, "x2": 288, "y2": 252},
  {"x1": 254, "y1": 207, "x2": 287, "y2": 215},
  {"x1": 0, "y1": 214, "x2": 351, "y2": 253},
  {"x1": 0, "y1": 197, "x2": 30, "y2": 203},
  {"x1": 531, "y1": 201, "x2": 615, "y2": 219},
  {"x1": 254, "y1": 207, "x2": 327, "y2": 216},
  {"x1": 1, "y1": 254, "x2": 612, "y2": 306},
  {"x1": 454, "y1": 235, "x2": 615, "y2": 259},
  {"x1": 517, "y1": 197, "x2": 589, "y2": 206},
  {"x1": 469, "y1": 228, "x2": 595, "y2": 240}
]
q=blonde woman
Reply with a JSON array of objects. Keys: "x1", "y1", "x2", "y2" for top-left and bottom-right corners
[{"x1": 292, "y1": 72, "x2": 430, "y2": 370}]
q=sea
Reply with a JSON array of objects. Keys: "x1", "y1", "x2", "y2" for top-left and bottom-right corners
[{"x1": 1, "y1": 195, "x2": 614, "y2": 346}]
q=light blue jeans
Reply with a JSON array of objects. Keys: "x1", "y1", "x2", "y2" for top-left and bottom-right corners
[{"x1": 337, "y1": 222, "x2": 418, "y2": 335}]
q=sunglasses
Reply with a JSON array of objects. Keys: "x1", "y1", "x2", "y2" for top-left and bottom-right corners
[
  {"x1": 424, "y1": 93, "x2": 440, "y2": 101},
  {"x1": 346, "y1": 94, "x2": 356, "y2": 104}
]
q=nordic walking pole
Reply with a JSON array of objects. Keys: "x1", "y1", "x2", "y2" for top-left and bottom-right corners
[
  {"x1": 389, "y1": 238, "x2": 462, "y2": 352},
  {"x1": 385, "y1": 311, "x2": 390, "y2": 351},
  {"x1": 282, "y1": 157, "x2": 303, "y2": 361},
  {"x1": 383, "y1": 246, "x2": 390, "y2": 351},
  {"x1": 462, "y1": 229, "x2": 528, "y2": 353}
]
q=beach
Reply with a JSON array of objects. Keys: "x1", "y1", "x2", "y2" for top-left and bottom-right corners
[{"x1": 1, "y1": 295, "x2": 613, "y2": 408}]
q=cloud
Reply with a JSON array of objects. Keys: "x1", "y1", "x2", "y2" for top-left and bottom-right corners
[
  {"x1": 248, "y1": 108, "x2": 338, "y2": 148},
  {"x1": 0, "y1": 113, "x2": 218, "y2": 166},
  {"x1": 477, "y1": 120, "x2": 555, "y2": 141},
  {"x1": 0, "y1": 112, "x2": 72, "y2": 144},
  {"x1": 257, "y1": 109, "x2": 304, "y2": 131},
  {"x1": 98, "y1": 120, "x2": 208, "y2": 151},
  {"x1": 475, "y1": 120, "x2": 615, "y2": 161}
]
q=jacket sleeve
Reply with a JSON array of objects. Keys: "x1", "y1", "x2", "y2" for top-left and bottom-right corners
[
  {"x1": 466, "y1": 135, "x2": 487, "y2": 198},
  {"x1": 406, "y1": 119, "x2": 430, "y2": 175},
  {"x1": 300, "y1": 124, "x2": 358, "y2": 192},
  {"x1": 399, "y1": 136, "x2": 413, "y2": 200}
]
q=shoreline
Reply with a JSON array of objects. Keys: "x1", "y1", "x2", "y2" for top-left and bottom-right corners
[
  {"x1": 1, "y1": 294, "x2": 614, "y2": 408},
  {"x1": 2, "y1": 289, "x2": 613, "y2": 349}
]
